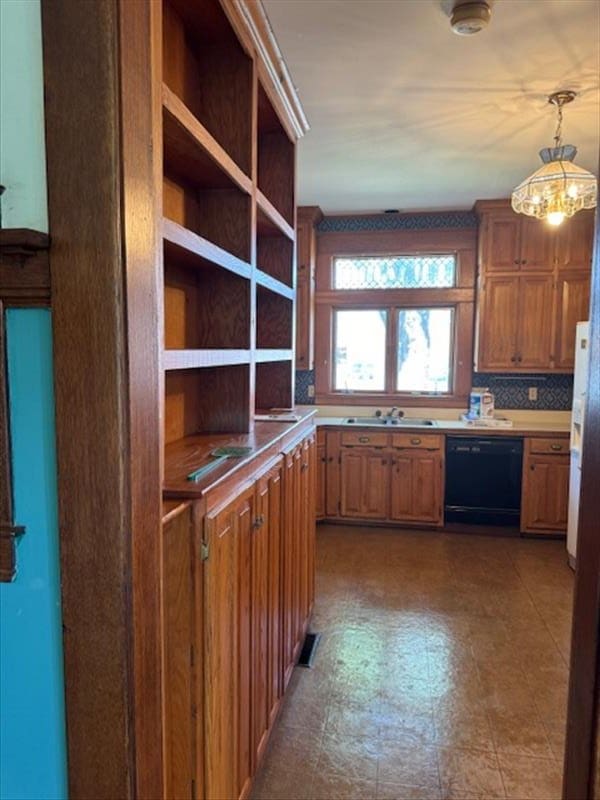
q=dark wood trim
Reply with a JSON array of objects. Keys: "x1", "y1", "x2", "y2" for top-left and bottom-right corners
[
  {"x1": 0, "y1": 301, "x2": 18, "y2": 582},
  {"x1": 0, "y1": 228, "x2": 50, "y2": 306},
  {"x1": 314, "y1": 227, "x2": 477, "y2": 407},
  {"x1": 120, "y1": 1, "x2": 164, "y2": 796},
  {"x1": 42, "y1": 1, "x2": 162, "y2": 796},
  {"x1": 563, "y1": 205, "x2": 600, "y2": 799}
]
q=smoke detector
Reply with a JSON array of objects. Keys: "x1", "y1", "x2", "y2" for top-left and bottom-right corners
[{"x1": 451, "y1": 1, "x2": 491, "y2": 35}]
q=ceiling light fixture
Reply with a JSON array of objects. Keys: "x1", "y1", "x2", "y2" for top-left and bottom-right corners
[
  {"x1": 511, "y1": 91, "x2": 598, "y2": 226},
  {"x1": 450, "y1": 1, "x2": 491, "y2": 35}
]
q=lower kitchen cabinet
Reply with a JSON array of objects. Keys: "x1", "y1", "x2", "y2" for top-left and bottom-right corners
[
  {"x1": 340, "y1": 447, "x2": 389, "y2": 519},
  {"x1": 316, "y1": 431, "x2": 326, "y2": 520},
  {"x1": 327, "y1": 431, "x2": 443, "y2": 526},
  {"x1": 521, "y1": 437, "x2": 570, "y2": 534},
  {"x1": 390, "y1": 448, "x2": 443, "y2": 524},
  {"x1": 161, "y1": 426, "x2": 316, "y2": 800}
]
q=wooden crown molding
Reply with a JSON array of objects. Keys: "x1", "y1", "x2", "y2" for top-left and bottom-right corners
[
  {"x1": 222, "y1": 0, "x2": 309, "y2": 141},
  {"x1": 0, "y1": 228, "x2": 51, "y2": 306}
]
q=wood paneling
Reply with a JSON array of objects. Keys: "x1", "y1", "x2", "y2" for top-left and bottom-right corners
[
  {"x1": 555, "y1": 272, "x2": 591, "y2": 369},
  {"x1": 41, "y1": 1, "x2": 165, "y2": 795},
  {"x1": 255, "y1": 360, "x2": 293, "y2": 410}
]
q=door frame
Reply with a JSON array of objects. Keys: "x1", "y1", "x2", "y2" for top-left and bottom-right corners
[{"x1": 563, "y1": 202, "x2": 600, "y2": 798}]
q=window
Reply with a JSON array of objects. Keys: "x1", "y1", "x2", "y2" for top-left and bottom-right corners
[
  {"x1": 315, "y1": 235, "x2": 476, "y2": 406},
  {"x1": 397, "y1": 308, "x2": 454, "y2": 393},
  {"x1": 334, "y1": 255, "x2": 455, "y2": 289},
  {"x1": 334, "y1": 309, "x2": 387, "y2": 391}
]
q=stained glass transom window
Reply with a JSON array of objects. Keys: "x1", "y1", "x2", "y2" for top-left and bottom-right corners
[{"x1": 333, "y1": 255, "x2": 456, "y2": 289}]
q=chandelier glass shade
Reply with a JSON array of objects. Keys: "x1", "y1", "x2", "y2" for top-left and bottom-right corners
[{"x1": 511, "y1": 92, "x2": 598, "y2": 226}]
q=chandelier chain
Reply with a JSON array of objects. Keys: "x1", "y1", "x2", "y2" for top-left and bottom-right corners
[{"x1": 554, "y1": 103, "x2": 563, "y2": 149}]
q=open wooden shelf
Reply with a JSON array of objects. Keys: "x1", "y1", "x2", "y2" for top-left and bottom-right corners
[
  {"x1": 255, "y1": 349, "x2": 293, "y2": 363},
  {"x1": 163, "y1": 84, "x2": 252, "y2": 196},
  {"x1": 255, "y1": 360, "x2": 294, "y2": 411},
  {"x1": 164, "y1": 255, "x2": 250, "y2": 350},
  {"x1": 256, "y1": 287, "x2": 293, "y2": 350},
  {"x1": 256, "y1": 269, "x2": 294, "y2": 300},
  {"x1": 257, "y1": 191, "x2": 295, "y2": 241},
  {"x1": 163, "y1": 0, "x2": 252, "y2": 176},
  {"x1": 163, "y1": 350, "x2": 251, "y2": 371},
  {"x1": 163, "y1": 218, "x2": 252, "y2": 280},
  {"x1": 165, "y1": 364, "x2": 251, "y2": 442},
  {"x1": 257, "y1": 82, "x2": 295, "y2": 227}
]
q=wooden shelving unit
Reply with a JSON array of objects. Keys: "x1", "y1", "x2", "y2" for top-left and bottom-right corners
[{"x1": 160, "y1": 0, "x2": 307, "y2": 461}]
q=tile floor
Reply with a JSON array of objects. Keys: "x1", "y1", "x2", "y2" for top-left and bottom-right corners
[{"x1": 251, "y1": 524, "x2": 574, "y2": 800}]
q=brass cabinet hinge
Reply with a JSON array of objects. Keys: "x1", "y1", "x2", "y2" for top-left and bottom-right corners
[{"x1": 200, "y1": 541, "x2": 209, "y2": 562}]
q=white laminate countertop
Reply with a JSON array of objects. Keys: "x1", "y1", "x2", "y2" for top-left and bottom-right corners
[{"x1": 314, "y1": 417, "x2": 571, "y2": 434}]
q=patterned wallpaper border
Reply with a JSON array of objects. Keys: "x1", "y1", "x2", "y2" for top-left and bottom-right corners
[
  {"x1": 295, "y1": 369, "x2": 573, "y2": 411},
  {"x1": 317, "y1": 210, "x2": 478, "y2": 233}
]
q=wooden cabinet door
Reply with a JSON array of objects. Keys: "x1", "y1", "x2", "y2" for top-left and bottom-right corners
[
  {"x1": 554, "y1": 272, "x2": 591, "y2": 369},
  {"x1": 162, "y1": 505, "x2": 196, "y2": 800},
  {"x1": 325, "y1": 431, "x2": 341, "y2": 517},
  {"x1": 519, "y1": 217, "x2": 555, "y2": 271},
  {"x1": 306, "y1": 435, "x2": 316, "y2": 617},
  {"x1": 252, "y1": 461, "x2": 283, "y2": 769},
  {"x1": 478, "y1": 275, "x2": 520, "y2": 369},
  {"x1": 555, "y1": 210, "x2": 595, "y2": 270},
  {"x1": 316, "y1": 442, "x2": 326, "y2": 519},
  {"x1": 390, "y1": 450, "x2": 442, "y2": 524},
  {"x1": 281, "y1": 445, "x2": 301, "y2": 689},
  {"x1": 517, "y1": 275, "x2": 554, "y2": 369},
  {"x1": 522, "y1": 455, "x2": 570, "y2": 532},
  {"x1": 295, "y1": 218, "x2": 315, "y2": 369},
  {"x1": 340, "y1": 448, "x2": 388, "y2": 519},
  {"x1": 482, "y1": 214, "x2": 521, "y2": 272},
  {"x1": 204, "y1": 487, "x2": 254, "y2": 800}
]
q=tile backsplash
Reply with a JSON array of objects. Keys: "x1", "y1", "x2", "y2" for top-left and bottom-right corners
[
  {"x1": 472, "y1": 372, "x2": 573, "y2": 411},
  {"x1": 295, "y1": 370, "x2": 573, "y2": 411}
]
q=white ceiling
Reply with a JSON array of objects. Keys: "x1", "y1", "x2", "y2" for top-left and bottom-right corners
[{"x1": 263, "y1": 0, "x2": 600, "y2": 214}]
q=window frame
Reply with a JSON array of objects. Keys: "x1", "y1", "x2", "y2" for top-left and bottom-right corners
[{"x1": 314, "y1": 228, "x2": 477, "y2": 407}]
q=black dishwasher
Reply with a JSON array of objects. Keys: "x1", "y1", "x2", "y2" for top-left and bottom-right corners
[{"x1": 445, "y1": 437, "x2": 523, "y2": 526}]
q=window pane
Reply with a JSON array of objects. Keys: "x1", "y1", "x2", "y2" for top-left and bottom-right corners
[
  {"x1": 334, "y1": 255, "x2": 455, "y2": 289},
  {"x1": 397, "y1": 308, "x2": 453, "y2": 393},
  {"x1": 334, "y1": 309, "x2": 387, "y2": 391}
]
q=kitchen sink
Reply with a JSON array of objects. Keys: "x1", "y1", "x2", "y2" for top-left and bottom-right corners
[{"x1": 343, "y1": 417, "x2": 436, "y2": 427}]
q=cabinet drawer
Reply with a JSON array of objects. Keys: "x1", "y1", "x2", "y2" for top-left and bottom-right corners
[
  {"x1": 392, "y1": 433, "x2": 443, "y2": 450},
  {"x1": 341, "y1": 431, "x2": 388, "y2": 448},
  {"x1": 528, "y1": 437, "x2": 569, "y2": 455}
]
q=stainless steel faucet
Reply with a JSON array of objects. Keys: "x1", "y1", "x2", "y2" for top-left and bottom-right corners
[{"x1": 387, "y1": 407, "x2": 404, "y2": 419}]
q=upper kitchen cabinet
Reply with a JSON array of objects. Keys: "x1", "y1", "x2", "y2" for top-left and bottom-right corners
[
  {"x1": 475, "y1": 200, "x2": 594, "y2": 372},
  {"x1": 478, "y1": 203, "x2": 555, "y2": 272}
]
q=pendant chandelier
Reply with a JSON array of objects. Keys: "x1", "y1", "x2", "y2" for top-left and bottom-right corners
[{"x1": 511, "y1": 91, "x2": 597, "y2": 226}]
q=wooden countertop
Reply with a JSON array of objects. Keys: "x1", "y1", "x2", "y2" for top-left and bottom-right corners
[{"x1": 163, "y1": 409, "x2": 317, "y2": 500}]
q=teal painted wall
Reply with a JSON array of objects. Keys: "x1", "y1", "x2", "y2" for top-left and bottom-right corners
[
  {"x1": 0, "y1": 311, "x2": 68, "y2": 800},
  {"x1": 1, "y1": 1, "x2": 68, "y2": 798}
]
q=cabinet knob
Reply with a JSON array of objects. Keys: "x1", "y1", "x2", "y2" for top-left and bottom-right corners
[
  {"x1": 328, "y1": 456, "x2": 334, "y2": 463},
  {"x1": 511, "y1": 356, "x2": 516, "y2": 362},
  {"x1": 381, "y1": 459, "x2": 387, "y2": 465},
  {"x1": 410, "y1": 438, "x2": 422, "y2": 445},
  {"x1": 253, "y1": 515, "x2": 265, "y2": 529},
  {"x1": 514, "y1": 259, "x2": 520, "y2": 265},
  {"x1": 521, "y1": 259, "x2": 527, "y2": 265},
  {"x1": 301, "y1": 462, "x2": 309, "y2": 471},
  {"x1": 517, "y1": 355, "x2": 522, "y2": 363},
  {"x1": 550, "y1": 444, "x2": 563, "y2": 451},
  {"x1": 530, "y1": 465, "x2": 535, "y2": 471},
  {"x1": 321, "y1": 457, "x2": 327, "y2": 463},
  {"x1": 358, "y1": 436, "x2": 370, "y2": 443}
]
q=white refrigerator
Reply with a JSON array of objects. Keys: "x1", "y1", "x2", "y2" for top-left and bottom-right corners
[{"x1": 567, "y1": 321, "x2": 590, "y2": 569}]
